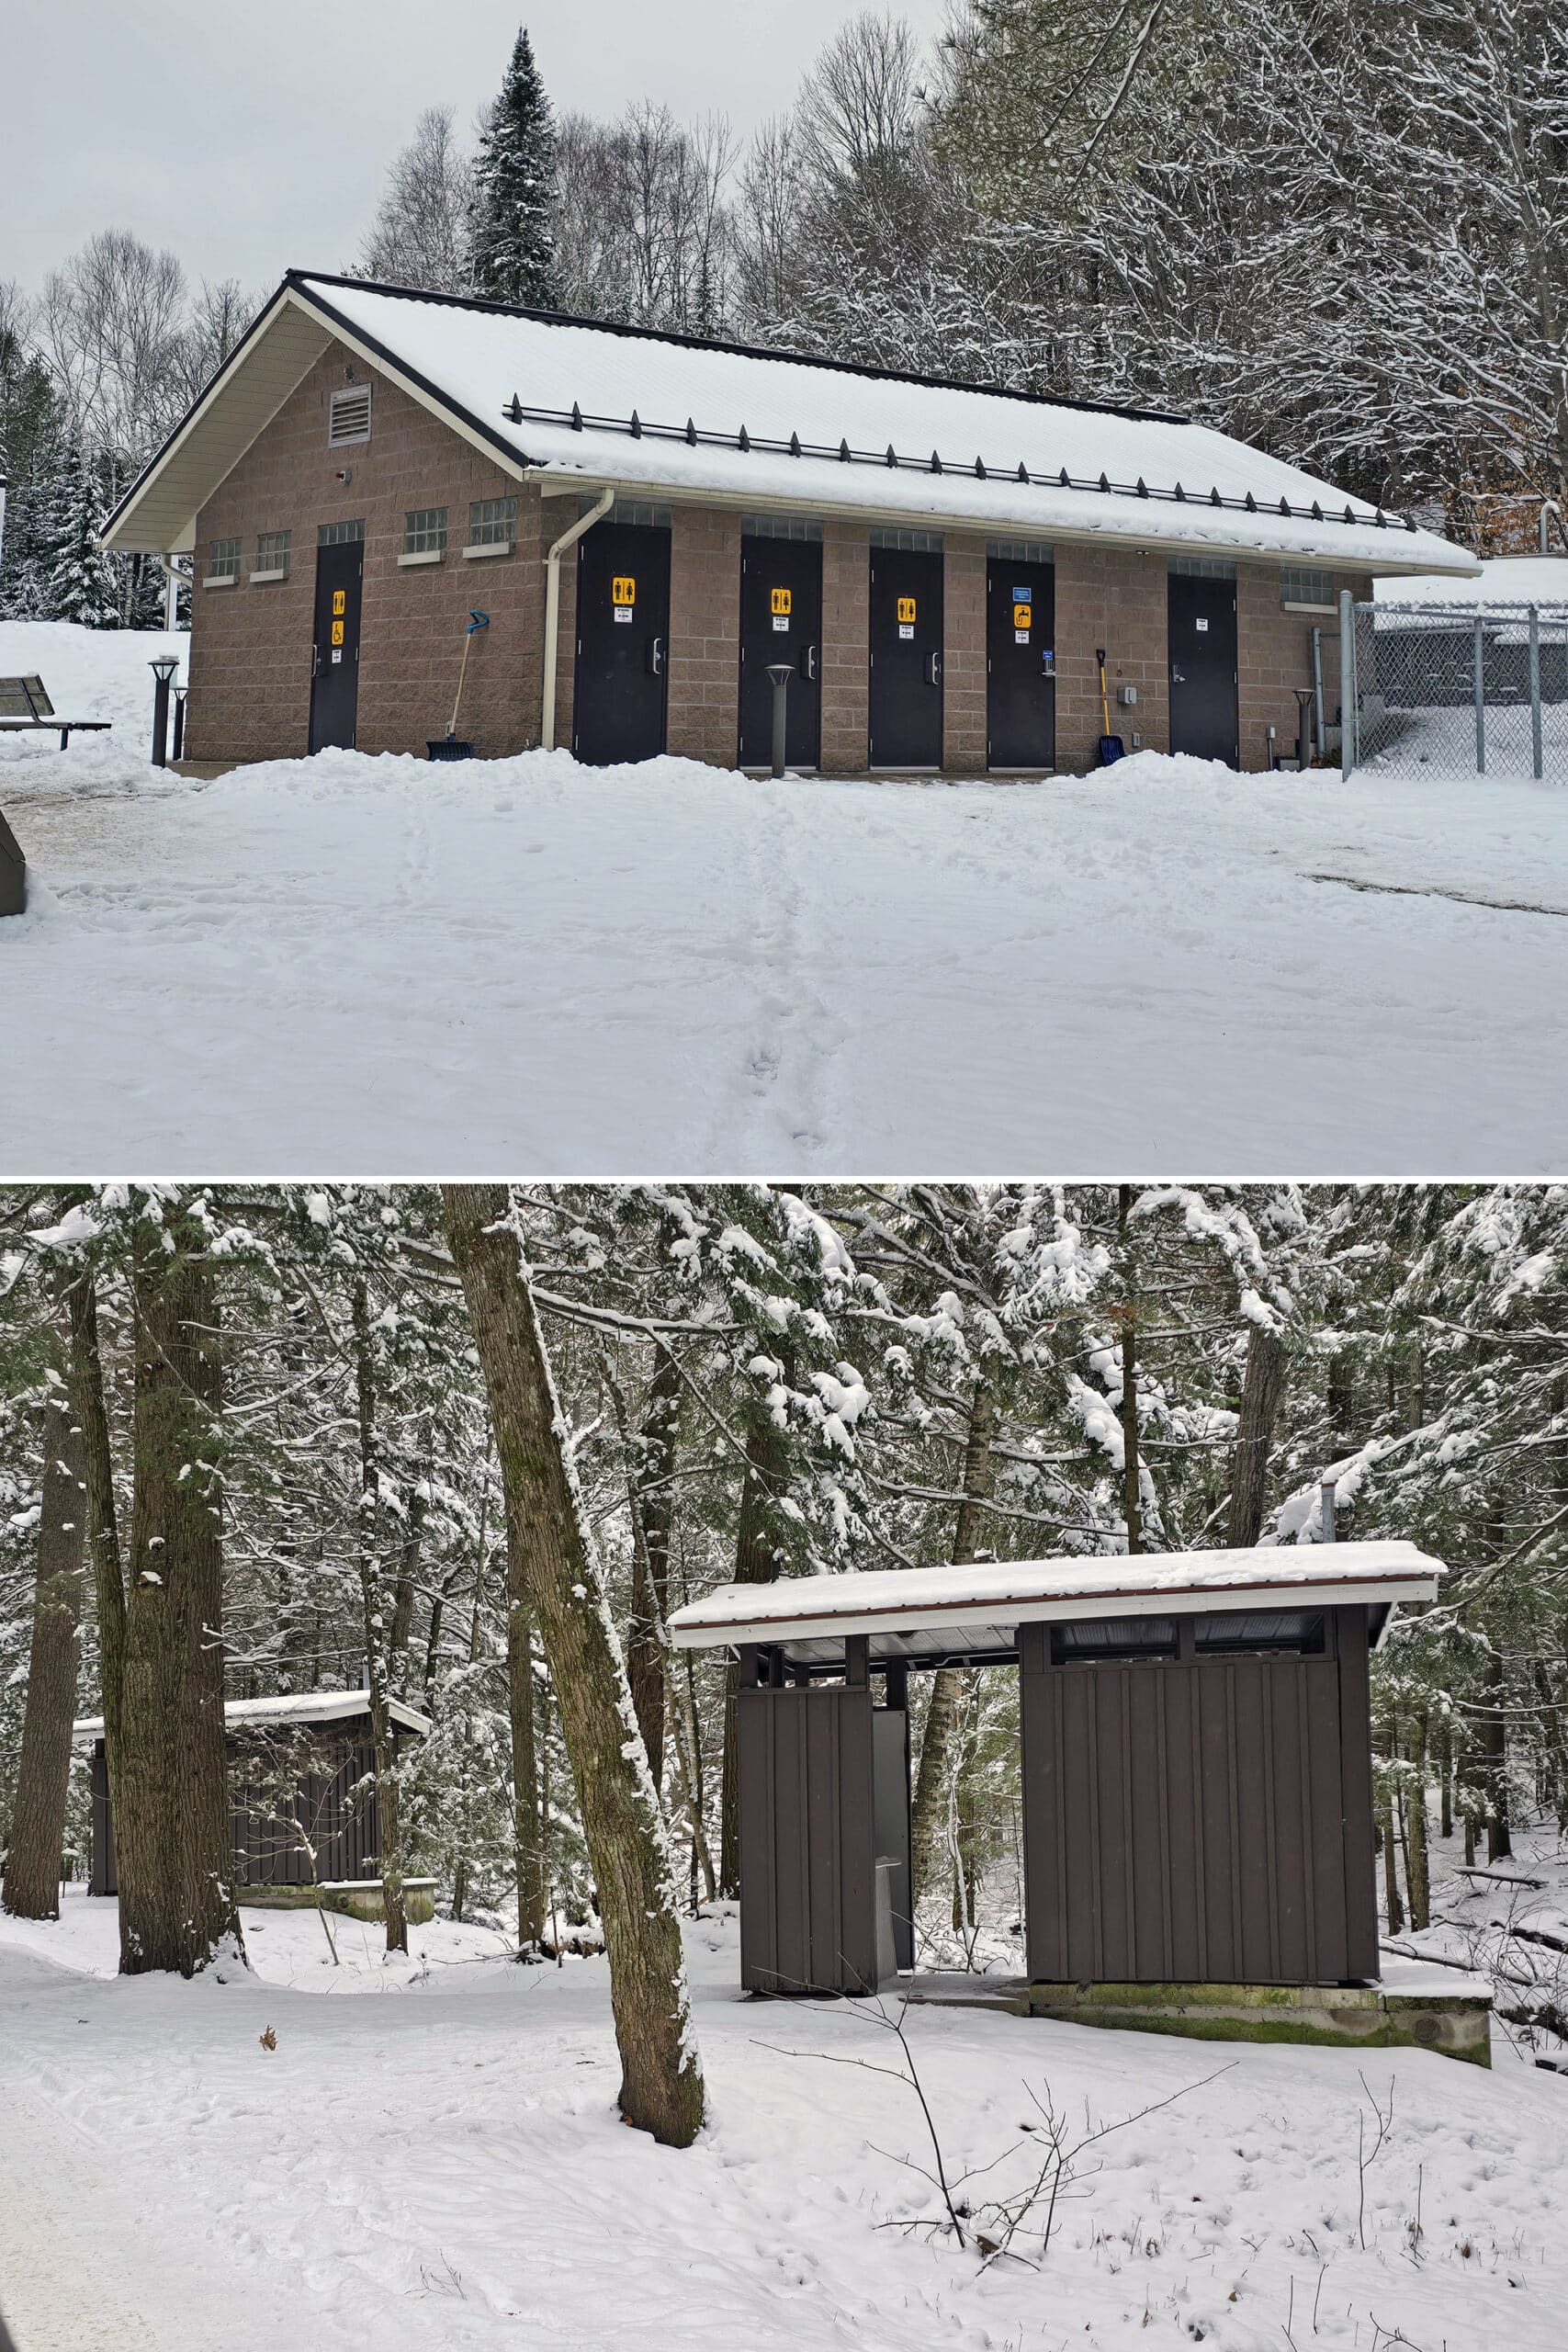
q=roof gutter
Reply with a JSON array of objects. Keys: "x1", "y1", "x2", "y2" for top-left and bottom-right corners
[{"x1": 541, "y1": 487, "x2": 612, "y2": 752}]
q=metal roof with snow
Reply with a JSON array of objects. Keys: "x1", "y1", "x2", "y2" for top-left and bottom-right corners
[
  {"x1": 72, "y1": 1687, "x2": 432, "y2": 1744},
  {"x1": 102, "y1": 273, "x2": 1477, "y2": 579},
  {"x1": 667, "y1": 1538, "x2": 1440, "y2": 1666}
]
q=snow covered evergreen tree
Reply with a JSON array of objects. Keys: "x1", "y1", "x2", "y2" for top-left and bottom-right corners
[
  {"x1": 40, "y1": 446, "x2": 118, "y2": 628},
  {"x1": 468, "y1": 27, "x2": 563, "y2": 310}
]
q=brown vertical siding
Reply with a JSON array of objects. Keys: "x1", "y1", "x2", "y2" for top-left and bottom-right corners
[
  {"x1": 1021, "y1": 1611, "x2": 1371, "y2": 1986},
  {"x1": 942, "y1": 535, "x2": 987, "y2": 773},
  {"x1": 738, "y1": 1684, "x2": 877, "y2": 1994},
  {"x1": 818, "y1": 522, "x2": 870, "y2": 773},
  {"x1": 668, "y1": 505, "x2": 741, "y2": 764}
]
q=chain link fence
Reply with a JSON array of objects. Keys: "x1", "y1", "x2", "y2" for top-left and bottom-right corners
[{"x1": 1345, "y1": 595, "x2": 1568, "y2": 779}]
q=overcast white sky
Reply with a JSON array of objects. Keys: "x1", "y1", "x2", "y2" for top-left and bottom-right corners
[{"x1": 4, "y1": 1, "x2": 953, "y2": 296}]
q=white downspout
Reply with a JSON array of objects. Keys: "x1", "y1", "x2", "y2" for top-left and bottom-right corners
[
  {"x1": 159, "y1": 551, "x2": 193, "y2": 631},
  {"x1": 1540, "y1": 500, "x2": 1565, "y2": 556},
  {"x1": 541, "y1": 487, "x2": 614, "y2": 752}
]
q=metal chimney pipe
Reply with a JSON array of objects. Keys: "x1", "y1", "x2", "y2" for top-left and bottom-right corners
[{"x1": 1319, "y1": 1476, "x2": 1337, "y2": 1544}]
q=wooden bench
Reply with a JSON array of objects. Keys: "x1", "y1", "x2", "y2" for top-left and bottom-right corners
[{"x1": 0, "y1": 673, "x2": 113, "y2": 750}]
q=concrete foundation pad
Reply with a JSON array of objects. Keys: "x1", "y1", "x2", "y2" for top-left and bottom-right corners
[{"x1": 1022, "y1": 1970, "x2": 1492, "y2": 2065}]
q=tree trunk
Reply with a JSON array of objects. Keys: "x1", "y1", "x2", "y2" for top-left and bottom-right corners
[
  {"x1": 1117, "y1": 1184, "x2": 1143, "y2": 1554},
  {"x1": 909, "y1": 1379, "x2": 997, "y2": 1908},
  {"x1": 115, "y1": 1215, "x2": 242, "y2": 1975},
  {"x1": 1480, "y1": 1644, "x2": 1512, "y2": 1861},
  {"x1": 1404, "y1": 1708, "x2": 1430, "y2": 1932},
  {"x1": 718, "y1": 1405, "x2": 792, "y2": 1898},
  {"x1": 66, "y1": 1272, "x2": 129, "y2": 1905},
  {"x1": 3, "y1": 1385, "x2": 86, "y2": 1919},
  {"x1": 388, "y1": 1458, "x2": 429, "y2": 1668},
  {"x1": 445, "y1": 1184, "x2": 705, "y2": 2148},
  {"x1": 352, "y1": 1279, "x2": 409, "y2": 1957},
  {"x1": 626, "y1": 1347, "x2": 680, "y2": 1793},
  {"x1": 1225, "y1": 1323, "x2": 1287, "y2": 1548},
  {"x1": 1438, "y1": 1714, "x2": 1453, "y2": 1840},
  {"x1": 507, "y1": 1547, "x2": 547, "y2": 1946}
]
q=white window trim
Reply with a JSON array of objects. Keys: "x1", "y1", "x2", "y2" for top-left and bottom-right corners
[
  {"x1": 249, "y1": 566, "x2": 288, "y2": 584},
  {"x1": 462, "y1": 539, "x2": 513, "y2": 560},
  {"x1": 203, "y1": 573, "x2": 237, "y2": 591},
  {"x1": 398, "y1": 548, "x2": 445, "y2": 568},
  {"x1": 1282, "y1": 597, "x2": 1337, "y2": 614}
]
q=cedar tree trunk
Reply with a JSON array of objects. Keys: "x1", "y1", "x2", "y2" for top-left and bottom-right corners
[
  {"x1": 446, "y1": 1184, "x2": 705, "y2": 2148},
  {"x1": 1226, "y1": 1323, "x2": 1286, "y2": 1549},
  {"x1": 352, "y1": 1280, "x2": 409, "y2": 1956},
  {"x1": 3, "y1": 1386, "x2": 87, "y2": 1918}
]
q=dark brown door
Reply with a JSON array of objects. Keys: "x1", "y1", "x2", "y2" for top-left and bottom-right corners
[
  {"x1": 574, "y1": 518, "x2": 671, "y2": 764},
  {"x1": 737, "y1": 1685, "x2": 878, "y2": 1995},
  {"x1": 739, "y1": 535, "x2": 822, "y2": 767},
  {"x1": 987, "y1": 559, "x2": 1055, "y2": 768},
  {"x1": 1168, "y1": 570, "x2": 1239, "y2": 765},
  {"x1": 309, "y1": 539, "x2": 364, "y2": 752},
  {"x1": 869, "y1": 546, "x2": 943, "y2": 765},
  {"x1": 1021, "y1": 1635, "x2": 1361, "y2": 1985}
]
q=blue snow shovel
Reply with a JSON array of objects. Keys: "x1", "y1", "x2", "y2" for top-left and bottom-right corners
[
  {"x1": 429, "y1": 610, "x2": 490, "y2": 760},
  {"x1": 1097, "y1": 648, "x2": 1125, "y2": 765}
]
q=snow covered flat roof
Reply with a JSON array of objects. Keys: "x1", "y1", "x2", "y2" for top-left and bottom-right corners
[
  {"x1": 73, "y1": 1689, "x2": 431, "y2": 1744},
  {"x1": 101, "y1": 273, "x2": 1477, "y2": 579},
  {"x1": 668, "y1": 1540, "x2": 1441, "y2": 1657}
]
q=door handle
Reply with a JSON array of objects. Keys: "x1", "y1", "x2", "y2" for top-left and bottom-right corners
[
  {"x1": 926, "y1": 650, "x2": 942, "y2": 686},
  {"x1": 801, "y1": 643, "x2": 818, "y2": 683},
  {"x1": 1171, "y1": 663, "x2": 1186, "y2": 685},
  {"x1": 312, "y1": 644, "x2": 321, "y2": 678},
  {"x1": 649, "y1": 635, "x2": 665, "y2": 677}
]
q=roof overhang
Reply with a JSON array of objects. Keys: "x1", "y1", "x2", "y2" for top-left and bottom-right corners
[
  {"x1": 73, "y1": 1689, "x2": 432, "y2": 1744},
  {"x1": 668, "y1": 1540, "x2": 1441, "y2": 1665},
  {"x1": 99, "y1": 277, "x2": 530, "y2": 557}
]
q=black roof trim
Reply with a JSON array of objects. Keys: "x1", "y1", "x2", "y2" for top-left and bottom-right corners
[{"x1": 286, "y1": 268, "x2": 1190, "y2": 429}]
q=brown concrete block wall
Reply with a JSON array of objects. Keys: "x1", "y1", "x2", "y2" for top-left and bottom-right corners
[
  {"x1": 186, "y1": 343, "x2": 544, "y2": 764},
  {"x1": 1237, "y1": 564, "x2": 1372, "y2": 767},
  {"x1": 942, "y1": 536, "x2": 987, "y2": 773},
  {"x1": 668, "y1": 505, "x2": 741, "y2": 765},
  {"x1": 1052, "y1": 543, "x2": 1170, "y2": 773},
  {"x1": 819, "y1": 521, "x2": 870, "y2": 773}
]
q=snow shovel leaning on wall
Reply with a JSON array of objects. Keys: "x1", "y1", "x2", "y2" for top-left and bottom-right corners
[
  {"x1": 1096, "y1": 648, "x2": 1125, "y2": 765},
  {"x1": 428, "y1": 610, "x2": 490, "y2": 761}
]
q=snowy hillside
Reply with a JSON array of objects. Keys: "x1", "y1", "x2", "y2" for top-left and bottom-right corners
[
  {"x1": 4, "y1": 622, "x2": 1568, "y2": 1172},
  {"x1": 1, "y1": 1893, "x2": 1563, "y2": 2352}
]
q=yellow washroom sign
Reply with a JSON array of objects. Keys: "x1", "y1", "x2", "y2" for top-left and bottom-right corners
[
  {"x1": 612, "y1": 575, "x2": 636, "y2": 605},
  {"x1": 332, "y1": 589, "x2": 346, "y2": 616},
  {"x1": 1013, "y1": 602, "x2": 1032, "y2": 628},
  {"x1": 897, "y1": 595, "x2": 917, "y2": 624},
  {"x1": 331, "y1": 618, "x2": 344, "y2": 646},
  {"x1": 771, "y1": 587, "x2": 791, "y2": 616}
]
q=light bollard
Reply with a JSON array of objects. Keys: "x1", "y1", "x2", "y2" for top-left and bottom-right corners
[
  {"x1": 766, "y1": 662, "x2": 792, "y2": 779},
  {"x1": 149, "y1": 654, "x2": 178, "y2": 769}
]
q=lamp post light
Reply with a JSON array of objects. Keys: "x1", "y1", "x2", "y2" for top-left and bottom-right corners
[
  {"x1": 171, "y1": 683, "x2": 189, "y2": 763},
  {"x1": 149, "y1": 655, "x2": 179, "y2": 769}
]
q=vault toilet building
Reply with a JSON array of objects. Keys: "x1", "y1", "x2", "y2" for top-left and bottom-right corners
[
  {"x1": 102, "y1": 272, "x2": 1478, "y2": 775},
  {"x1": 669, "y1": 1539, "x2": 1492, "y2": 2063}
]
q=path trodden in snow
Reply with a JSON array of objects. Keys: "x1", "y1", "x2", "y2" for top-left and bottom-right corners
[
  {"x1": 0, "y1": 1894, "x2": 1563, "y2": 2352},
  {"x1": 4, "y1": 626, "x2": 1567, "y2": 1175}
]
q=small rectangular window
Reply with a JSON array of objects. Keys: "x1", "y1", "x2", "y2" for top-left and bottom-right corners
[
  {"x1": 578, "y1": 496, "x2": 669, "y2": 530},
  {"x1": 207, "y1": 537, "x2": 242, "y2": 582},
  {"x1": 1194, "y1": 1610, "x2": 1325, "y2": 1656},
  {"x1": 1280, "y1": 566, "x2": 1336, "y2": 611},
  {"x1": 741, "y1": 512, "x2": 823, "y2": 543},
  {"x1": 252, "y1": 529, "x2": 291, "y2": 581},
  {"x1": 870, "y1": 526, "x2": 943, "y2": 552},
  {"x1": 403, "y1": 507, "x2": 448, "y2": 558},
  {"x1": 318, "y1": 518, "x2": 366, "y2": 547},
  {"x1": 1169, "y1": 555, "x2": 1236, "y2": 580},
  {"x1": 987, "y1": 537, "x2": 1054, "y2": 563},
  {"x1": 329, "y1": 384, "x2": 372, "y2": 447},
  {"x1": 468, "y1": 496, "x2": 518, "y2": 548}
]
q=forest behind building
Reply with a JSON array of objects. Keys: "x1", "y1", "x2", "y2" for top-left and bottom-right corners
[
  {"x1": 2, "y1": 1181, "x2": 1563, "y2": 1990},
  {"x1": 3, "y1": 2, "x2": 1565, "y2": 628}
]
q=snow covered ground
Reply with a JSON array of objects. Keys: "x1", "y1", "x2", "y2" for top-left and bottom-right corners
[
  {"x1": 1386, "y1": 1810, "x2": 1568, "y2": 2065},
  {"x1": 4, "y1": 622, "x2": 1568, "y2": 1174},
  {"x1": 1, "y1": 1889, "x2": 1563, "y2": 2352}
]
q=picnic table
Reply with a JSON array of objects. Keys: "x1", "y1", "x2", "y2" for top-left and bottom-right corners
[{"x1": 0, "y1": 673, "x2": 113, "y2": 750}]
